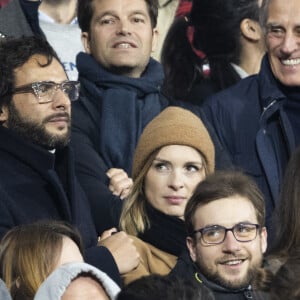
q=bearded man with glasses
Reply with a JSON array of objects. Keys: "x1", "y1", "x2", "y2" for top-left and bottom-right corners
[
  {"x1": 0, "y1": 36, "x2": 140, "y2": 287},
  {"x1": 169, "y1": 171, "x2": 269, "y2": 300}
]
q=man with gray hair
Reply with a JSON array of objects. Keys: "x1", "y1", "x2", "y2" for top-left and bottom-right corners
[{"x1": 202, "y1": 0, "x2": 300, "y2": 232}]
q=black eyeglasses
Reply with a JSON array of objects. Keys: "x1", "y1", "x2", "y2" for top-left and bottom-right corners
[
  {"x1": 12, "y1": 80, "x2": 80, "y2": 103},
  {"x1": 192, "y1": 223, "x2": 260, "y2": 245}
]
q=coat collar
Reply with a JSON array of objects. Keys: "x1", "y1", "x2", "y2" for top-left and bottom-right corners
[
  {"x1": 0, "y1": 125, "x2": 69, "y2": 174},
  {"x1": 258, "y1": 55, "x2": 287, "y2": 109}
]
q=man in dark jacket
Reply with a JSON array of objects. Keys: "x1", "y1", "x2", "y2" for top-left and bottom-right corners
[
  {"x1": 202, "y1": 0, "x2": 300, "y2": 230},
  {"x1": 170, "y1": 171, "x2": 269, "y2": 300},
  {"x1": 0, "y1": 36, "x2": 140, "y2": 286},
  {"x1": 72, "y1": 0, "x2": 231, "y2": 234}
]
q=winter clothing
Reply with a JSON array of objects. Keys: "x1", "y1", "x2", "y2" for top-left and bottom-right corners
[
  {"x1": 202, "y1": 54, "x2": 299, "y2": 229},
  {"x1": 71, "y1": 52, "x2": 168, "y2": 234},
  {"x1": 132, "y1": 106, "x2": 215, "y2": 179},
  {"x1": 71, "y1": 52, "x2": 231, "y2": 234},
  {"x1": 73, "y1": 52, "x2": 167, "y2": 175},
  {"x1": 34, "y1": 262, "x2": 120, "y2": 300},
  {"x1": 122, "y1": 204, "x2": 186, "y2": 285},
  {"x1": 138, "y1": 203, "x2": 187, "y2": 257},
  {"x1": 122, "y1": 236, "x2": 177, "y2": 285},
  {"x1": 170, "y1": 250, "x2": 269, "y2": 300},
  {"x1": 0, "y1": 126, "x2": 120, "y2": 286},
  {"x1": 0, "y1": 279, "x2": 12, "y2": 300}
]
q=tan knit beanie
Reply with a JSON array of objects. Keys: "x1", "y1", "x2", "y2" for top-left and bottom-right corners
[{"x1": 132, "y1": 106, "x2": 215, "y2": 179}]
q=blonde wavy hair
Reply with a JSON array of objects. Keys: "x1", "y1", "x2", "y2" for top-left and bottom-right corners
[{"x1": 120, "y1": 148, "x2": 208, "y2": 236}]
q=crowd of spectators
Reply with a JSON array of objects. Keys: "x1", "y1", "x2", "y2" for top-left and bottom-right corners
[{"x1": 0, "y1": 0, "x2": 300, "y2": 299}]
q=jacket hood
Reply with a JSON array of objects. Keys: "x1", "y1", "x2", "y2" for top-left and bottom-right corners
[
  {"x1": 0, "y1": 279, "x2": 12, "y2": 300},
  {"x1": 33, "y1": 262, "x2": 120, "y2": 300}
]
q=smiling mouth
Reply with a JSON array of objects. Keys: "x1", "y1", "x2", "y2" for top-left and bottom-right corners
[
  {"x1": 281, "y1": 58, "x2": 300, "y2": 66},
  {"x1": 116, "y1": 43, "x2": 131, "y2": 49},
  {"x1": 221, "y1": 259, "x2": 245, "y2": 266},
  {"x1": 113, "y1": 41, "x2": 137, "y2": 49}
]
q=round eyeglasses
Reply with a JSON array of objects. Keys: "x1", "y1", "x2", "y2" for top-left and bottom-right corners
[
  {"x1": 192, "y1": 223, "x2": 260, "y2": 245},
  {"x1": 12, "y1": 80, "x2": 80, "y2": 103}
]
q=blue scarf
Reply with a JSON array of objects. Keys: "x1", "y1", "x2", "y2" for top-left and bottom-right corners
[{"x1": 77, "y1": 52, "x2": 168, "y2": 174}]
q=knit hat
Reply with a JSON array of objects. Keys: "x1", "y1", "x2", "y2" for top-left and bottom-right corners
[{"x1": 132, "y1": 106, "x2": 215, "y2": 179}]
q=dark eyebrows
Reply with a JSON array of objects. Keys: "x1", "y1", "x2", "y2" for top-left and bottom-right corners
[
  {"x1": 130, "y1": 10, "x2": 148, "y2": 17},
  {"x1": 94, "y1": 9, "x2": 149, "y2": 21},
  {"x1": 153, "y1": 158, "x2": 203, "y2": 165},
  {"x1": 94, "y1": 10, "x2": 118, "y2": 21}
]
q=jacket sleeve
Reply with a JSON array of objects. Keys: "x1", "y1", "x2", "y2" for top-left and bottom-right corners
[
  {"x1": 71, "y1": 101, "x2": 123, "y2": 234},
  {"x1": 0, "y1": 188, "x2": 16, "y2": 240},
  {"x1": 85, "y1": 245, "x2": 122, "y2": 287}
]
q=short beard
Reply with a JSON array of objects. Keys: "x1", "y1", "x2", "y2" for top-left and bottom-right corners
[
  {"x1": 198, "y1": 255, "x2": 261, "y2": 290},
  {"x1": 7, "y1": 102, "x2": 70, "y2": 149}
]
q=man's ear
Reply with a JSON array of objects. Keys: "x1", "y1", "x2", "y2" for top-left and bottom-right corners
[
  {"x1": 186, "y1": 237, "x2": 197, "y2": 262},
  {"x1": 260, "y1": 227, "x2": 268, "y2": 254},
  {"x1": 0, "y1": 105, "x2": 9, "y2": 124},
  {"x1": 151, "y1": 27, "x2": 159, "y2": 53},
  {"x1": 81, "y1": 32, "x2": 92, "y2": 54},
  {"x1": 240, "y1": 18, "x2": 262, "y2": 42}
]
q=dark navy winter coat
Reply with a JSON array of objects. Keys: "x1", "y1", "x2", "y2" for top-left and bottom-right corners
[
  {"x1": 202, "y1": 55, "x2": 298, "y2": 228},
  {"x1": 0, "y1": 126, "x2": 120, "y2": 286}
]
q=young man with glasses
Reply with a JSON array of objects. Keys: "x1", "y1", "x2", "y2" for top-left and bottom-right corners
[
  {"x1": 170, "y1": 171, "x2": 269, "y2": 300},
  {"x1": 0, "y1": 36, "x2": 140, "y2": 286}
]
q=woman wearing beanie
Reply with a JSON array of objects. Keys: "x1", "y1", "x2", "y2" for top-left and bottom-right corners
[{"x1": 119, "y1": 106, "x2": 215, "y2": 285}]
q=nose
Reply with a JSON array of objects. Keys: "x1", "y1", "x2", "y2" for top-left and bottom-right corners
[
  {"x1": 168, "y1": 170, "x2": 184, "y2": 191},
  {"x1": 116, "y1": 19, "x2": 131, "y2": 35},
  {"x1": 280, "y1": 31, "x2": 299, "y2": 55},
  {"x1": 52, "y1": 89, "x2": 71, "y2": 111},
  {"x1": 222, "y1": 231, "x2": 241, "y2": 253}
]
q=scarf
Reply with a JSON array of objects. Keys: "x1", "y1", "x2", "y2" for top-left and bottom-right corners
[
  {"x1": 77, "y1": 52, "x2": 167, "y2": 174},
  {"x1": 138, "y1": 203, "x2": 187, "y2": 256}
]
